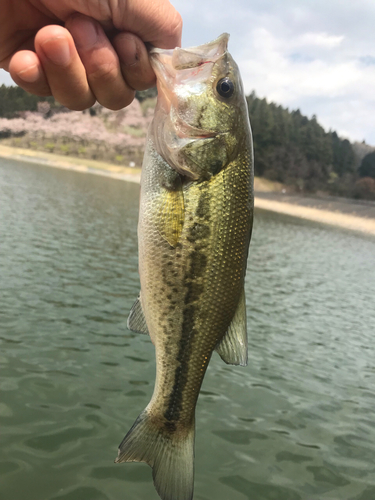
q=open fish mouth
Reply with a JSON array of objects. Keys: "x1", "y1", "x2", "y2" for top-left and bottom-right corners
[{"x1": 150, "y1": 33, "x2": 229, "y2": 71}]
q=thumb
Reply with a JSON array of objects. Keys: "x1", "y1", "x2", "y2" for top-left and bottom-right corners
[{"x1": 112, "y1": 0, "x2": 182, "y2": 49}]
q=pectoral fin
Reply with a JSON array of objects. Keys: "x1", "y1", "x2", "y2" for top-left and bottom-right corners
[
  {"x1": 127, "y1": 295, "x2": 149, "y2": 335},
  {"x1": 155, "y1": 184, "x2": 184, "y2": 247},
  {"x1": 181, "y1": 134, "x2": 229, "y2": 179},
  {"x1": 215, "y1": 288, "x2": 248, "y2": 366}
]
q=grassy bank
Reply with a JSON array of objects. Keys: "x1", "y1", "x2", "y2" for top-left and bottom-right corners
[
  {"x1": 255, "y1": 197, "x2": 375, "y2": 235},
  {"x1": 0, "y1": 144, "x2": 141, "y2": 183}
]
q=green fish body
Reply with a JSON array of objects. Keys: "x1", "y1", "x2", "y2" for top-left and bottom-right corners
[{"x1": 116, "y1": 33, "x2": 254, "y2": 500}]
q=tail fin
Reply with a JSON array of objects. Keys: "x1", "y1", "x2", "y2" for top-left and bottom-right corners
[{"x1": 115, "y1": 410, "x2": 195, "y2": 500}]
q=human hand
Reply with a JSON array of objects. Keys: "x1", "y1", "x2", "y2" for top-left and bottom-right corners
[{"x1": 0, "y1": 0, "x2": 182, "y2": 110}]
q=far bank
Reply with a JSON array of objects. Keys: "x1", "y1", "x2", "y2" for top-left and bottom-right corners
[
  {"x1": 0, "y1": 144, "x2": 141, "y2": 183},
  {"x1": 1, "y1": 144, "x2": 375, "y2": 237}
]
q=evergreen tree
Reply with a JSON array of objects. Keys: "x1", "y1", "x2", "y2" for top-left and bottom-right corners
[
  {"x1": 359, "y1": 152, "x2": 375, "y2": 178},
  {"x1": 246, "y1": 92, "x2": 357, "y2": 195},
  {"x1": 0, "y1": 84, "x2": 55, "y2": 117}
]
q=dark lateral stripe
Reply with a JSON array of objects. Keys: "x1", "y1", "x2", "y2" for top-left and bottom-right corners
[{"x1": 164, "y1": 190, "x2": 211, "y2": 424}]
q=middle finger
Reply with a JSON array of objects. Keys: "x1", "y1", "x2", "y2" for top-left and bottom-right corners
[
  {"x1": 66, "y1": 14, "x2": 135, "y2": 110},
  {"x1": 35, "y1": 25, "x2": 95, "y2": 110}
]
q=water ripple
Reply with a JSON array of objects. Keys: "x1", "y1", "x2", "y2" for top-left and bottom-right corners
[{"x1": 1, "y1": 160, "x2": 375, "y2": 499}]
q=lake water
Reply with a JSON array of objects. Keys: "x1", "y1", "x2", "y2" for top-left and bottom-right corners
[{"x1": 1, "y1": 158, "x2": 375, "y2": 500}]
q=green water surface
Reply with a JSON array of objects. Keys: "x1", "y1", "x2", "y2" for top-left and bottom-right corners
[{"x1": 1, "y1": 159, "x2": 375, "y2": 500}]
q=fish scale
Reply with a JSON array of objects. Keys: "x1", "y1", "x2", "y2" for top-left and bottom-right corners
[{"x1": 116, "y1": 33, "x2": 254, "y2": 500}]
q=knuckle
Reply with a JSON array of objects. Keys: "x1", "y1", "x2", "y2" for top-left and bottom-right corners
[
  {"x1": 88, "y1": 62, "x2": 119, "y2": 84},
  {"x1": 123, "y1": 63, "x2": 156, "y2": 92},
  {"x1": 62, "y1": 96, "x2": 96, "y2": 111},
  {"x1": 98, "y1": 91, "x2": 135, "y2": 111},
  {"x1": 131, "y1": 79, "x2": 155, "y2": 92},
  {"x1": 156, "y1": 10, "x2": 183, "y2": 48},
  {"x1": 167, "y1": 11, "x2": 183, "y2": 42},
  {"x1": 34, "y1": 87, "x2": 53, "y2": 97},
  {"x1": 174, "y1": 12, "x2": 183, "y2": 34}
]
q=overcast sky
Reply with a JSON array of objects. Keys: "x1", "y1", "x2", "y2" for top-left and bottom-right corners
[{"x1": 1, "y1": 0, "x2": 374, "y2": 145}]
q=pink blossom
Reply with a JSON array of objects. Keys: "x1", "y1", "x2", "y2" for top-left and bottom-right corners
[{"x1": 0, "y1": 99, "x2": 155, "y2": 150}]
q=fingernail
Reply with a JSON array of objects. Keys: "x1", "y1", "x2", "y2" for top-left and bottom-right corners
[
  {"x1": 116, "y1": 35, "x2": 139, "y2": 66},
  {"x1": 17, "y1": 64, "x2": 41, "y2": 83},
  {"x1": 70, "y1": 17, "x2": 98, "y2": 49},
  {"x1": 41, "y1": 37, "x2": 71, "y2": 66}
]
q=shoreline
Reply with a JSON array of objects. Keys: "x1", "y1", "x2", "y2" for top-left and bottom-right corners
[
  {"x1": 255, "y1": 197, "x2": 375, "y2": 235},
  {"x1": 0, "y1": 144, "x2": 141, "y2": 183},
  {"x1": 1, "y1": 144, "x2": 375, "y2": 236}
]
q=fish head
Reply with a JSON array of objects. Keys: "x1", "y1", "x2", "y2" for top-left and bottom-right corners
[{"x1": 150, "y1": 33, "x2": 251, "y2": 181}]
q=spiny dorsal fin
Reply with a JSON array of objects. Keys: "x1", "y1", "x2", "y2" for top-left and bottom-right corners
[
  {"x1": 155, "y1": 184, "x2": 184, "y2": 247},
  {"x1": 215, "y1": 288, "x2": 248, "y2": 366},
  {"x1": 127, "y1": 295, "x2": 149, "y2": 335}
]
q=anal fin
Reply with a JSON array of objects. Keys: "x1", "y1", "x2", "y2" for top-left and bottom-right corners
[{"x1": 215, "y1": 288, "x2": 248, "y2": 366}]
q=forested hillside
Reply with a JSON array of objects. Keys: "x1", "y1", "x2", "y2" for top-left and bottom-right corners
[
  {"x1": 0, "y1": 85, "x2": 56, "y2": 117},
  {"x1": 248, "y1": 93, "x2": 358, "y2": 194},
  {"x1": 1, "y1": 84, "x2": 374, "y2": 199}
]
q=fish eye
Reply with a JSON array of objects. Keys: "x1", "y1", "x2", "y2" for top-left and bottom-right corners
[{"x1": 216, "y1": 77, "x2": 234, "y2": 98}]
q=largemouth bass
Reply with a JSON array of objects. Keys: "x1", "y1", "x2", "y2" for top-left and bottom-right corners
[{"x1": 115, "y1": 33, "x2": 254, "y2": 500}]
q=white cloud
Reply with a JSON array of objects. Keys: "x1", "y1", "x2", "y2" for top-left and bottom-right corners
[
  {"x1": 297, "y1": 32, "x2": 344, "y2": 49},
  {"x1": 238, "y1": 27, "x2": 361, "y2": 100}
]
